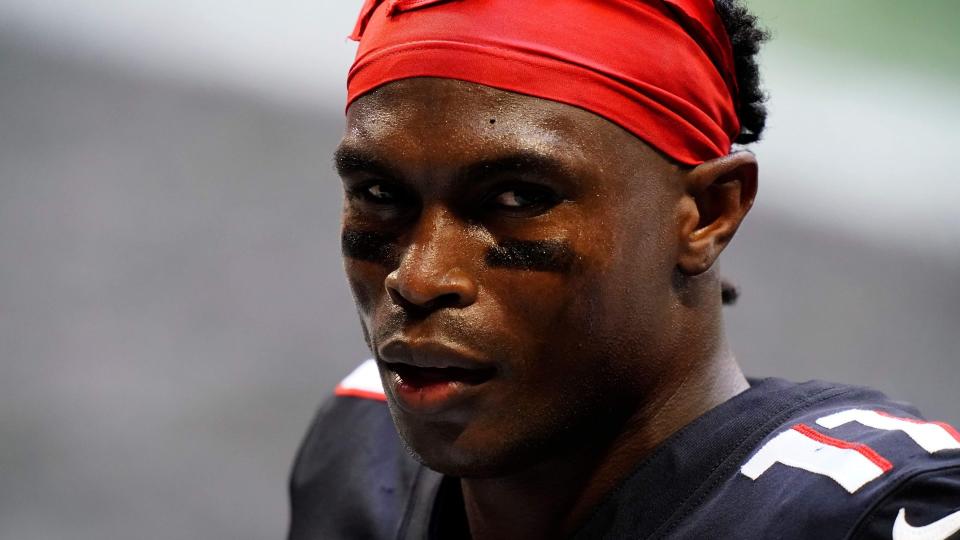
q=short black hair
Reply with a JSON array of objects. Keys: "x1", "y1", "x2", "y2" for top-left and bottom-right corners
[
  {"x1": 714, "y1": 0, "x2": 769, "y2": 305},
  {"x1": 714, "y1": 0, "x2": 770, "y2": 145}
]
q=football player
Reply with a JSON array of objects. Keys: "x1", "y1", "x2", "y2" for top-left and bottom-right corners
[{"x1": 289, "y1": 1, "x2": 960, "y2": 538}]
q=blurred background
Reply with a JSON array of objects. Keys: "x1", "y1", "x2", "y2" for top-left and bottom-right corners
[{"x1": 0, "y1": 0, "x2": 957, "y2": 538}]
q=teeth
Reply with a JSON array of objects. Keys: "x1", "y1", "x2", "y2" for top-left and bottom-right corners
[{"x1": 390, "y1": 363, "x2": 495, "y2": 387}]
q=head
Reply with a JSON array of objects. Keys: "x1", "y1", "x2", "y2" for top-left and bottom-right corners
[{"x1": 336, "y1": 0, "x2": 767, "y2": 477}]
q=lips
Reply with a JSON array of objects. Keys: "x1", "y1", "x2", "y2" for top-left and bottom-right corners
[
  {"x1": 378, "y1": 339, "x2": 498, "y2": 414},
  {"x1": 390, "y1": 363, "x2": 497, "y2": 387}
]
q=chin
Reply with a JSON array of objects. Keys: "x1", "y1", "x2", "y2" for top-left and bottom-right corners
[
  {"x1": 408, "y1": 442, "x2": 539, "y2": 479},
  {"x1": 410, "y1": 448, "x2": 499, "y2": 478},
  {"x1": 396, "y1": 416, "x2": 563, "y2": 479},
  {"x1": 396, "y1": 422, "x2": 499, "y2": 477}
]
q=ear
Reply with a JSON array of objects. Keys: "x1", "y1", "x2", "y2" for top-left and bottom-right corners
[{"x1": 676, "y1": 151, "x2": 758, "y2": 276}]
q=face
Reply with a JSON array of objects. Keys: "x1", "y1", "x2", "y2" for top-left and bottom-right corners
[{"x1": 336, "y1": 78, "x2": 692, "y2": 477}]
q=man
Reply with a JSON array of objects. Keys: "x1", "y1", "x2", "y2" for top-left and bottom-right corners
[{"x1": 289, "y1": 1, "x2": 960, "y2": 538}]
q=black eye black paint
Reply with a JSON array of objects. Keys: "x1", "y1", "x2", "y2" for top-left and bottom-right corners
[
  {"x1": 341, "y1": 229, "x2": 400, "y2": 267},
  {"x1": 343, "y1": 230, "x2": 573, "y2": 273},
  {"x1": 486, "y1": 239, "x2": 574, "y2": 273}
]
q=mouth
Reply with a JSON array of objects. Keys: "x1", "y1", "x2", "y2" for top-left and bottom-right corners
[
  {"x1": 388, "y1": 362, "x2": 497, "y2": 388},
  {"x1": 378, "y1": 340, "x2": 499, "y2": 414}
]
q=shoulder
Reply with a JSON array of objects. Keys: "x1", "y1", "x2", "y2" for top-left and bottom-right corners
[
  {"x1": 288, "y1": 360, "x2": 420, "y2": 540},
  {"x1": 850, "y1": 465, "x2": 960, "y2": 540},
  {"x1": 733, "y1": 383, "x2": 960, "y2": 539},
  {"x1": 290, "y1": 360, "x2": 391, "y2": 489}
]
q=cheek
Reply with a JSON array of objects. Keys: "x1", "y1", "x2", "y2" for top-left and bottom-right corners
[
  {"x1": 565, "y1": 208, "x2": 679, "y2": 375},
  {"x1": 487, "y1": 273, "x2": 570, "y2": 329},
  {"x1": 500, "y1": 226, "x2": 659, "y2": 361},
  {"x1": 344, "y1": 260, "x2": 388, "y2": 316},
  {"x1": 480, "y1": 263, "x2": 590, "y2": 368},
  {"x1": 341, "y1": 224, "x2": 398, "y2": 316},
  {"x1": 341, "y1": 228, "x2": 400, "y2": 267}
]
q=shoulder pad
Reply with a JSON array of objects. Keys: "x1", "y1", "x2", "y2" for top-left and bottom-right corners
[{"x1": 334, "y1": 359, "x2": 386, "y2": 401}]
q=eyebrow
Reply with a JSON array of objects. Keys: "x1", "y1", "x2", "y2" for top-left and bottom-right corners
[
  {"x1": 334, "y1": 146, "x2": 396, "y2": 179},
  {"x1": 333, "y1": 145, "x2": 580, "y2": 186},
  {"x1": 461, "y1": 152, "x2": 578, "y2": 185}
]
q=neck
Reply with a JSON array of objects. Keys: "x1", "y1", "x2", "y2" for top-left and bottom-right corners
[{"x1": 460, "y1": 334, "x2": 747, "y2": 539}]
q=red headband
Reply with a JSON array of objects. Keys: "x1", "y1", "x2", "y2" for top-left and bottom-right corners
[{"x1": 347, "y1": 0, "x2": 740, "y2": 165}]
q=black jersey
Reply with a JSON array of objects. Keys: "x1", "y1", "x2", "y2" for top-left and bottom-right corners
[{"x1": 289, "y1": 360, "x2": 960, "y2": 539}]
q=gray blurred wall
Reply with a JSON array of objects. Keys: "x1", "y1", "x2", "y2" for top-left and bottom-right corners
[{"x1": 0, "y1": 2, "x2": 957, "y2": 539}]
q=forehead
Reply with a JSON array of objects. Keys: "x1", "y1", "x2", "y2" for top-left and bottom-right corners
[{"x1": 341, "y1": 78, "x2": 670, "y2": 177}]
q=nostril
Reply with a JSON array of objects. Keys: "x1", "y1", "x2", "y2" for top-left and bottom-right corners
[
  {"x1": 386, "y1": 285, "x2": 421, "y2": 313},
  {"x1": 386, "y1": 284, "x2": 466, "y2": 313},
  {"x1": 426, "y1": 292, "x2": 466, "y2": 311},
  {"x1": 387, "y1": 288, "x2": 431, "y2": 319}
]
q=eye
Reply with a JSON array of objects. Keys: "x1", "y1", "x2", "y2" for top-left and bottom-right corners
[
  {"x1": 489, "y1": 184, "x2": 560, "y2": 213},
  {"x1": 349, "y1": 182, "x2": 406, "y2": 206},
  {"x1": 494, "y1": 190, "x2": 532, "y2": 208},
  {"x1": 345, "y1": 182, "x2": 415, "y2": 220},
  {"x1": 365, "y1": 183, "x2": 396, "y2": 202}
]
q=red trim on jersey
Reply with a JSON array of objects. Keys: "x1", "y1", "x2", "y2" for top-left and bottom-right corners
[
  {"x1": 792, "y1": 423, "x2": 893, "y2": 472},
  {"x1": 874, "y1": 410, "x2": 960, "y2": 443},
  {"x1": 334, "y1": 386, "x2": 387, "y2": 402}
]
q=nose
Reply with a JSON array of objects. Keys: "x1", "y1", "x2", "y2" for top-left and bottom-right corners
[{"x1": 384, "y1": 206, "x2": 479, "y2": 312}]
